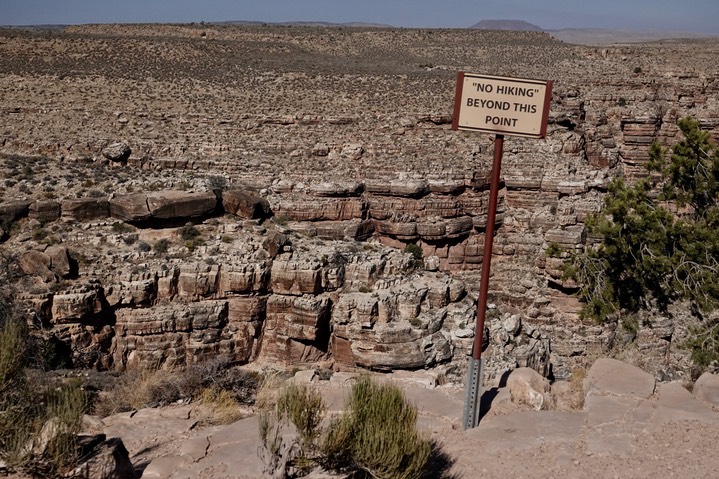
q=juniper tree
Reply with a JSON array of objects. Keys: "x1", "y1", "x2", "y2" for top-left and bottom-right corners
[{"x1": 569, "y1": 117, "x2": 719, "y2": 367}]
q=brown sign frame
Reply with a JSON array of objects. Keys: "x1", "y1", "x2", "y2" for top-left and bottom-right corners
[{"x1": 452, "y1": 72, "x2": 553, "y2": 139}]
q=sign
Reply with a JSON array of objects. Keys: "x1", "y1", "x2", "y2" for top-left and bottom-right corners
[{"x1": 452, "y1": 73, "x2": 552, "y2": 139}]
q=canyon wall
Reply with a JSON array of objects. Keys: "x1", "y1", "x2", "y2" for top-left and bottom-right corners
[{"x1": 1, "y1": 26, "x2": 718, "y2": 379}]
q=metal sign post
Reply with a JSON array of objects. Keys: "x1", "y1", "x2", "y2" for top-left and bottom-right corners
[
  {"x1": 452, "y1": 72, "x2": 552, "y2": 430},
  {"x1": 462, "y1": 134, "x2": 503, "y2": 430}
]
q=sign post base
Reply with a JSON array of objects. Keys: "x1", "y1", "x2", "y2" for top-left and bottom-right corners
[{"x1": 462, "y1": 357, "x2": 484, "y2": 430}]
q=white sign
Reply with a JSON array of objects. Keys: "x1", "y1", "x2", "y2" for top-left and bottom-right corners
[{"x1": 452, "y1": 73, "x2": 552, "y2": 139}]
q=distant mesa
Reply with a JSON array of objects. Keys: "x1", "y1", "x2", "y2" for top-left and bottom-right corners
[
  {"x1": 470, "y1": 19, "x2": 544, "y2": 32},
  {"x1": 218, "y1": 20, "x2": 392, "y2": 28}
]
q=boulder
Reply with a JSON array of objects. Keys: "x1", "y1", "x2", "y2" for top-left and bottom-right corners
[
  {"x1": 507, "y1": 367, "x2": 552, "y2": 410},
  {"x1": 265, "y1": 295, "x2": 330, "y2": 342},
  {"x1": 693, "y1": 372, "x2": 719, "y2": 406},
  {"x1": 71, "y1": 435, "x2": 138, "y2": 479},
  {"x1": 0, "y1": 200, "x2": 30, "y2": 223},
  {"x1": 294, "y1": 219, "x2": 373, "y2": 241},
  {"x1": 259, "y1": 295, "x2": 331, "y2": 364},
  {"x1": 61, "y1": 198, "x2": 110, "y2": 221},
  {"x1": 273, "y1": 197, "x2": 366, "y2": 222},
  {"x1": 102, "y1": 141, "x2": 131, "y2": 162},
  {"x1": 105, "y1": 279, "x2": 158, "y2": 308},
  {"x1": 176, "y1": 263, "x2": 220, "y2": 298},
  {"x1": 109, "y1": 193, "x2": 151, "y2": 222},
  {"x1": 584, "y1": 358, "x2": 656, "y2": 399},
  {"x1": 335, "y1": 324, "x2": 431, "y2": 370},
  {"x1": 29, "y1": 200, "x2": 61, "y2": 222},
  {"x1": 146, "y1": 190, "x2": 218, "y2": 219},
  {"x1": 545, "y1": 225, "x2": 586, "y2": 246},
  {"x1": 262, "y1": 231, "x2": 290, "y2": 259},
  {"x1": 365, "y1": 179, "x2": 429, "y2": 198},
  {"x1": 46, "y1": 245, "x2": 73, "y2": 278},
  {"x1": 218, "y1": 262, "x2": 269, "y2": 294},
  {"x1": 18, "y1": 250, "x2": 55, "y2": 282},
  {"x1": 309, "y1": 182, "x2": 363, "y2": 197},
  {"x1": 222, "y1": 189, "x2": 271, "y2": 219}
]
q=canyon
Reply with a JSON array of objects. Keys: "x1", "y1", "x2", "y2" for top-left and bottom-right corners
[{"x1": 1, "y1": 24, "x2": 718, "y2": 384}]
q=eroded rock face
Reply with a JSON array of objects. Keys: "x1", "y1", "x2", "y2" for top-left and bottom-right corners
[{"x1": 2, "y1": 26, "x2": 718, "y2": 381}]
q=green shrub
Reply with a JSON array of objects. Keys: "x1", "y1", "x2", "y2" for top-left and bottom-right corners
[
  {"x1": 32, "y1": 228, "x2": 48, "y2": 241},
  {"x1": 0, "y1": 297, "x2": 86, "y2": 474},
  {"x1": 258, "y1": 376, "x2": 430, "y2": 478},
  {"x1": 323, "y1": 376, "x2": 430, "y2": 479},
  {"x1": 277, "y1": 383, "x2": 325, "y2": 452},
  {"x1": 178, "y1": 223, "x2": 201, "y2": 241},
  {"x1": 567, "y1": 117, "x2": 719, "y2": 367},
  {"x1": 545, "y1": 242, "x2": 564, "y2": 258},
  {"x1": 185, "y1": 237, "x2": 205, "y2": 252},
  {"x1": 153, "y1": 238, "x2": 171, "y2": 254},
  {"x1": 404, "y1": 243, "x2": 424, "y2": 269},
  {"x1": 683, "y1": 319, "x2": 719, "y2": 368},
  {"x1": 206, "y1": 175, "x2": 228, "y2": 190},
  {"x1": 45, "y1": 384, "x2": 87, "y2": 472},
  {"x1": 111, "y1": 221, "x2": 133, "y2": 233}
]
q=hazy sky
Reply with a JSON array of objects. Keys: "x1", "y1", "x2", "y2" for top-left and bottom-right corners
[{"x1": 2, "y1": 0, "x2": 718, "y2": 34}]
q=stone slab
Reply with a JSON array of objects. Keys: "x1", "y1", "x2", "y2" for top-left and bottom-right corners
[
  {"x1": 584, "y1": 358, "x2": 656, "y2": 399},
  {"x1": 466, "y1": 410, "x2": 585, "y2": 451}
]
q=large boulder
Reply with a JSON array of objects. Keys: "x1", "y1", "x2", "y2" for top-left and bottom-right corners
[
  {"x1": 29, "y1": 200, "x2": 61, "y2": 222},
  {"x1": 102, "y1": 141, "x2": 131, "y2": 162},
  {"x1": 258, "y1": 294, "x2": 331, "y2": 364},
  {"x1": 693, "y1": 372, "x2": 719, "y2": 406},
  {"x1": 46, "y1": 245, "x2": 73, "y2": 278},
  {"x1": 71, "y1": 435, "x2": 138, "y2": 479},
  {"x1": 61, "y1": 198, "x2": 110, "y2": 221},
  {"x1": 507, "y1": 367, "x2": 552, "y2": 410},
  {"x1": 18, "y1": 250, "x2": 55, "y2": 282},
  {"x1": 272, "y1": 197, "x2": 366, "y2": 222},
  {"x1": 0, "y1": 200, "x2": 30, "y2": 223},
  {"x1": 584, "y1": 358, "x2": 656, "y2": 399},
  {"x1": 51, "y1": 289, "x2": 104, "y2": 324},
  {"x1": 270, "y1": 258, "x2": 323, "y2": 295},
  {"x1": 218, "y1": 262, "x2": 270, "y2": 294},
  {"x1": 222, "y1": 189, "x2": 271, "y2": 219},
  {"x1": 146, "y1": 190, "x2": 218, "y2": 219},
  {"x1": 109, "y1": 193, "x2": 151, "y2": 222}
]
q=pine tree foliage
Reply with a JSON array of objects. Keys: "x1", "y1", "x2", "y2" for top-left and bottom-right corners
[{"x1": 569, "y1": 117, "x2": 719, "y2": 367}]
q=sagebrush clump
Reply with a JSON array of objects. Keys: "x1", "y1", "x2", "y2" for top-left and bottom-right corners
[
  {"x1": 258, "y1": 375, "x2": 430, "y2": 479},
  {"x1": 0, "y1": 296, "x2": 87, "y2": 475}
]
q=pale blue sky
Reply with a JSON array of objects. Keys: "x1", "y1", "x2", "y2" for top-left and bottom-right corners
[{"x1": 1, "y1": 0, "x2": 718, "y2": 34}]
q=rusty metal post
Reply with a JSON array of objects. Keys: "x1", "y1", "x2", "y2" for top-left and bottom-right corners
[{"x1": 463, "y1": 134, "x2": 504, "y2": 430}]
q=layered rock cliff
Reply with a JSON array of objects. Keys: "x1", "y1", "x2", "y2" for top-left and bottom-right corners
[{"x1": 1, "y1": 25, "x2": 717, "y2": 380}]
